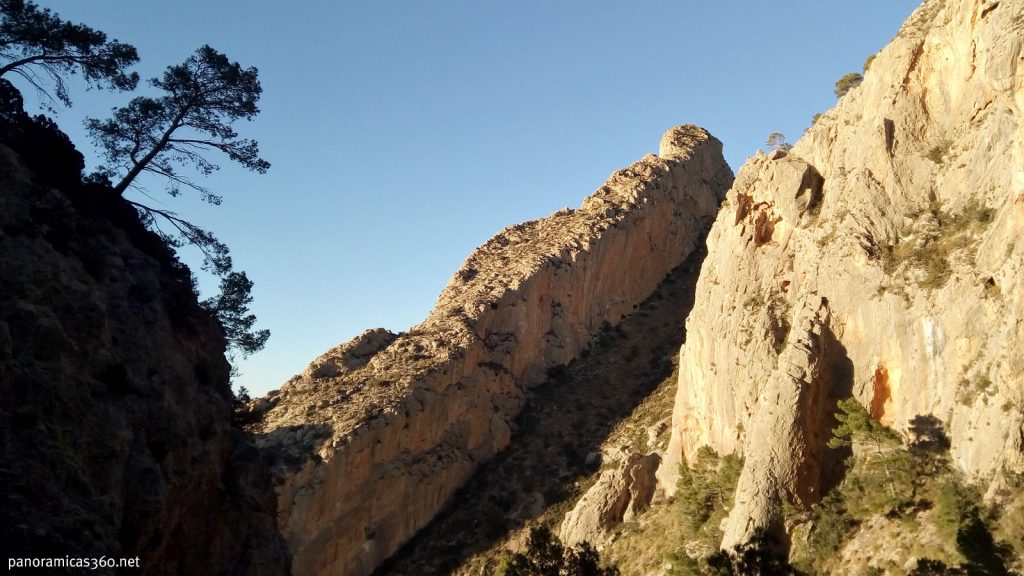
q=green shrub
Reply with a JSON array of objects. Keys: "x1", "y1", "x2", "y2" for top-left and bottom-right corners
[
  {"x1": 806, "y1": 491, "x2": 857, "y2": 558},
  {"x1": 879, "y1": 200, "x2": 994, "y2": 289},
  {"x1": 834, "y1": 72, "x2": 864, "y2": 98},
  {"x1": 661, "y1": 449, "x2": 745, "y2": 574},
  {"x1": 803, "y1": 402, "x2": 1019, "y2": 574},
  {"x1": 677, "y1": 448, "x2": 743, "y2": 534},
  {"x1": 496, "y1": 526, "x2": 619, "y2": 576},
  {"x1": 864, "y1": 54, "x2": 878, "y2": 72}
]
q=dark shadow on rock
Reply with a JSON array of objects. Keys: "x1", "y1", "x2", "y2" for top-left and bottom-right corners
[
  {"x1": 908, "y1": 414, "x2": 951, "y2": 453},
  {"x1": 817, "y1": 323, "x2": 856, "y2": 499},
  {"x1": 374, "y1": 247, "x2": 710, "y2": 575},
  {"x1": 253, "y1": 423, "x2": 335, "y2": 474}
]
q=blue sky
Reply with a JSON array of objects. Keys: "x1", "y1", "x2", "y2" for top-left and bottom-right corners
[{"x1": 23, "y1": 1, "x2": 918, "y2": 395}]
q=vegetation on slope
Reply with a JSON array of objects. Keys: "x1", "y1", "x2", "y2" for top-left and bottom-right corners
[
  {"x1": 603, "y1": 448, "x2": 743, "y2": 575},
  {"x1": 789, "y1": 399, "x2": 1022, "y2": 575},
  {"x1": 375, "y1": 249, "x2": 708, "y2": 575}
]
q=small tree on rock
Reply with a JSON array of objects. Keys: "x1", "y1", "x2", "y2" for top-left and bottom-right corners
[
  {"x1": 834, "y1": 72, "x2": 863, "y2": 98},
  {"x1": 496, "y1": 526, "x2": 619, "y2": 576},
  {"x1": 86, "y1": 44, "x2": 269, "y2": 199},
  {"x1": 0, "y1": 0, "x2": 137, "y2": 108},
  {"x1": 863, "y1": 54, "x2": 877, "y2": 73},
  {"x1": 828, "y1": 398, "x2": 914, "y2": 515},
  {"x1": 765, "y1": 131, "x2": 792, "y2": 153},
  {"x1": 86, "y1": 45, "x2": 271, "y2": 358}
]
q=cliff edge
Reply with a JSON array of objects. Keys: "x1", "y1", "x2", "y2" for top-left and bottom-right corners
[
  {"x1": 0, "y1": 131, "x2": 289, "y2": 573},
  {"x1": 661, "y1": 0, "x2": 1023, "y2": 555},
  {"x1": 250, "y1": 125, "x2": 733, "y2": 576}
]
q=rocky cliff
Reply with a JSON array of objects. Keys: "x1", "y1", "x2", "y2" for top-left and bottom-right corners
[
  {"x1": 249, "y1": 125, "x2": 733, "y2": 576},
  {"x1": 661, "y1": 0, "x2": 1024, "y2": 553},
  {"x1": 0, "y1": 137, "x2": 289, "y2": 574}
]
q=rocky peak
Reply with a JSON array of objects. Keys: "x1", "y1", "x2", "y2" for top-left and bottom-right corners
[{"x1": 252, "y1": 125, "x2": 732, "y2": 576}]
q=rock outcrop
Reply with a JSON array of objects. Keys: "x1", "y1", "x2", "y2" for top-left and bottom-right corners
[
  {"x1": 560, "y1": 452, "x2": 660, "y2": 547},
  {"x1": 0, "y1": 141, "x2": 289, "y2": 574},
  {"x1": 718, "y1": 298, "x2": 837, "y2": 550},
  {"x1": 251, "y1": 125, "x2": 733, "y2": 576},
  {"x1": 661, "y1": 0, "x2": 1024, "y2": 551}
]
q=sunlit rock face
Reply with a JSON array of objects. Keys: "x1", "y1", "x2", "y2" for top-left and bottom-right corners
[
  {"x1": 660, "y1": 0, "x2": 1024, "y2": 550},
  {"x1": 251, "y1": 125, "x2": 733, "y2": 576}
]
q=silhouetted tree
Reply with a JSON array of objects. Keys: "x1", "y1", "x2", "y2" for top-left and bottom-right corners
[
  {"x1": 0, "y1": 78, "x2": 82, "y2": 187},
  {"x1": 233, "y1": 385, "x2": 251, "y2": 405},
  {"x1": 86, "y1": 45, "x2": 271, "y2": 357},
  {"x1": 0, "y1": 0, "x2": 137, "y2": 108},
  {"x1": 86, "y1": 44, "x2": 268, "y2": 198},
  {"x1": 908, "y1": 414, "x2": 951, "y2": 453},
  {"x1": 203, "y1": 271, "x2": 269, "y2": 357},
  {"x1": 909, "y1": 558, "x2": 967, "y2": 575}
]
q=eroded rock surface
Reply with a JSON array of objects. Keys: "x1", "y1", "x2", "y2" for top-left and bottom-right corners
[
  {"x1": 252, "y1": 125, "x2": 733, "y2": 576},
  {"x1": 662, "y1": 0, "x2": 1024, "y2": 551},
  {"x1": 560, "y1": 452, "x2": 660, "y2": 547}
]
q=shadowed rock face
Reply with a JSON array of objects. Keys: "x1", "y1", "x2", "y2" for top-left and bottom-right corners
[
  {"x1": 662, "y1": 0, "x2": 1024, "y2": 551},
  {"x1": 0, "y1": 145, "x2": 289, "y2": 575},
  {"x1": 250, "y1": 125, "x2": 733, "y2": 576}
]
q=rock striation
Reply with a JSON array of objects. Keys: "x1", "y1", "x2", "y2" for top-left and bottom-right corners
[
  {"x1": 0, "y1": 142, "x2": 289, "y2": 574},
  {"x1": 661, "y1": 0, "x2": 1024, "y2": 552},
  {"x1": 250, "y1": 125, "x2": 733, "y2": 576}
]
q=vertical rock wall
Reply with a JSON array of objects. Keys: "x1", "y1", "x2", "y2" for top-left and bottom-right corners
[
  {"x1": 0, "y1": 145, "x2": 290, "y2": 575},
  {"x1": 661, "y1": 0, "x2": 1024, "y2": 549},
  {"x1": 251, "y1": 125, "x2": 733, "y2": 576}
]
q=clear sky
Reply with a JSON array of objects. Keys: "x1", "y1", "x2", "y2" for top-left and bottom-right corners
[{"x1": 23, "y1": 1, "x2": 918, "y2": 396}]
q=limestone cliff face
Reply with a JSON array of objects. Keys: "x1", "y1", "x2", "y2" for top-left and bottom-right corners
[
  {"x1": 661, "y1": 0, "x2": 1024, "y2": 549},
  {"x1": 0, "y1": 145, "x2": 289, "y2": 574},
  {"x1": 560, "y1": 452, "x2": 660, "y2": 547},
  {"x1": 251, "y1": 125, "x2": 733, "y2": 576}
]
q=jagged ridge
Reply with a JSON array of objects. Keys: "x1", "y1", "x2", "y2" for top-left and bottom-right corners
[{"x1": 251, "y1": 125, "x2": 733, "y2": 576}]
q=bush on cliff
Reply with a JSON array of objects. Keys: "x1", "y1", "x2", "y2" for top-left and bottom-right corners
[
  {"x1": 495, "y1": 526, "x2": 619, "y2": 576},
  {"x1": 833, "y1": 72, "x2": 863, "y2": 98},
  {"x1": 793, "y1": 399, "x2": 1020, "y2": 574}
]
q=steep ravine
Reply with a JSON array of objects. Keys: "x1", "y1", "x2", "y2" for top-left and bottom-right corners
[
  {"x1": 376, "y1": 247, "x2": 709, "y2": 575},
  {"x1": 250, "y1": 126, "x2": 733, "y2": 576}
]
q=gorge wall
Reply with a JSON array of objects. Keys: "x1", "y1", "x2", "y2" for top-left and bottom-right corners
[
  {"x1": 661, "y1": 0, "x2": 1024, "y2": 551},
  {"x1": 249, "y1": 125, "x2": 733, "y2": 576},
  {"x1": 0, "y1": 138, "x2": 289, "y2": 574}
]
